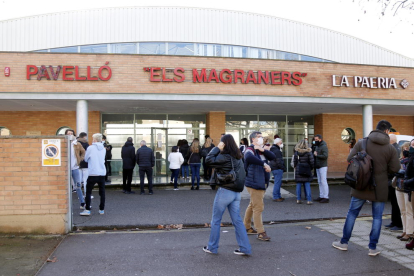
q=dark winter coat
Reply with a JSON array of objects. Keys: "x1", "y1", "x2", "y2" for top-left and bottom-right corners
[
  {"x1": 403, "y1": 154, "x2": 414, "y2": 192},
  {"x1": 187, "y1": 146, "x2": 202, "y2": 164},
  {"x1": 180, "y1": 144, "x2": 190, "y2": 165},
  {"x1": 136, "y1": 145, "x2": 155, "y2": 168},
  {"x1": 77, "y1": 137, "x2": 89, "y2": 169},
  {"x1": 348, "y1": 130, "x2": 400, "y2": 202},
  {"x1": 269, "y1": 144, "x2": 286, "y2": 172},
  {"x1": 315, "y1": 140, "x2": 328, "y2": 168},
  {"x1": 201, "y1": 145, "x2": 214, "y2": 158},
  {"x1": 244, "y1": 145, "x2": 276, "y2": 190},
  {"x1": 293, "y1": 147, "x2": 314, "y2": 183},
  {"x1": 104, "y1": 142, "x2": 112, "y2": 160},
  {"x1": 121, "y1": 141, "x2": 136, "y2": 169},
  {"x1": 205, "y1": 147, "x2": 246, "y2": 193}
]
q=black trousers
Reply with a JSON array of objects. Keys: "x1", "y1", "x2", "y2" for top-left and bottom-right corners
[
  {"x1": 85, "y1": 175, "x2": 106, "y2": 211},
  {"x1": 139, "y1": 167, "x2": 153, "y2": 193},
  {"x1": 389, "y1": 186, "x2": 402, "y2": 227},
  {"x1": 123, "y1": 169, "x2": 134, "y2": 192}
]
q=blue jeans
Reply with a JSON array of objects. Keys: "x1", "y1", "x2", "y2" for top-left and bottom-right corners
[
  {"x1": 190, "y1": 163, "x2": 201, "y2": 187},
  {"x1": 181, "y1": 165, "x2": 189, "y2": 178},
  {"x1": 272, "y1": 169, "x2": 284, "y2": 199},
  {"x1": 296, "y1": 182, "x2": 311, "y2": 201},
  {"x1": 170, "y1": 169, "x2": 180, "y2": 188},
  {"x1": 207, "y1": 188, "x2": 252, "y2": 254},
  {"x1": 340, "y1": 197, "x2": 385, "y2": 250},
  {"x1": 71, "y1": 169, "x2": 85, "y2": 205}
]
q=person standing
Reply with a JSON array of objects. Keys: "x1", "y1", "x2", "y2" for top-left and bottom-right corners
[
  {"x1": 203, "y1": 134, "x2": 251, "y2": 256},
  {"x1": 180, "y1": 140, "x2": 190, "y2": 181},
  {"x1": 243, "y1": 131, "x2": 276, "y2": 241},
  {"x1": 121, "y1": 137, "x2": 136, "y2": 194},
  {"x1": 102, "y1": 135, "x2": 112, "y2": 182},
  {"x1": 269, "y1": 137, "x2": 286, "y2": 202},
  {"x1": 293, "y1": 140, "x2": 314, "y2": 205},
  {"x1": 395, "y1": 143, "x2": 413, "y2": 241},
  {"x1": 70, "y1": 132, "x2": 86, "y2": 209},
  {"x1": 332, "y1": 120, "x2": 400, "y2": 256},
  {"x1": 201, "y1": 137, "x2": 214, "y2": 181},
  {"x1": 187, "y1": 139, "x2": 202, "y2": 190},
  {"x1": 385, "y1": 134, "x2": 403, "y2": 231},
  {"x1": 136, "y1": 140, "x2": 155, "y2": 195},
  {"x1": 168, "y1": 146, "x2": 184, "y2": 190},
  {"x1": 77, "y1": 132, "x2": 90, "y2": 197},
  {"x1": 80, "y1": 133, "x2": 107, "y2": 216},
  {"x1": 313, "y1": 134, "x2": 329, "y2": 203},
  {"x1": 403, "y1": 140, "x2": 414, "y2": 250},
  {"x1": 239, "y1": 138, "x2": 249, "y2": 154}
]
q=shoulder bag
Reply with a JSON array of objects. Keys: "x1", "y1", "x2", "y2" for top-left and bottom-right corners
[{"x1": 216, "y1": 156, "x2": 237, "y2": 184}]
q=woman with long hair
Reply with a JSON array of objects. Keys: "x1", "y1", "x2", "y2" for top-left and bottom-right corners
[
  {"x1": 202, "y1": 137, "x2": 214, "y2": 180},
  {"x1": 179, "y1": 139, "x2": 190, "y2": 181},
  {"x1": 187, "y1": 139, "x2": 202, "y2": 190},
  {"x1": 240, "y1": 138, "x2": 249, "y2": 154},
  {"x1": 203, "y1": 134, "x2": 251, "y2": 256},
  {"x1": 293, "y1": 139, "x2": 314, "y2": 205}
]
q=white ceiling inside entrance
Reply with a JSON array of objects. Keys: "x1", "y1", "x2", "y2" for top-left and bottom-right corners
[{"x1": 0, "y1": 99, "x2": 414, "y2": 116}]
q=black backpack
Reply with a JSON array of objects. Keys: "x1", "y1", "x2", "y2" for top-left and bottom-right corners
[{"x1": 344, "y1": 138, "x2": 376, "y2": 191}]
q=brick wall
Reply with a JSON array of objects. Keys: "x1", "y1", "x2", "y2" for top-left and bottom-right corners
[
  {"x1": 206, "y1": 112, "x2": 226, "y2": 144},
  {"x1": 0, "y1": 136, "x2": 70, "y2": 234},
  {"x1": 0, "y1": 111, "x2": 101, "y2": 144},
  {"x1": 0, "y1": 52, "x2": 413, "y2": 99},
  {"x1": 315, "y1": 114, "x2": 414, "y2": 172}
]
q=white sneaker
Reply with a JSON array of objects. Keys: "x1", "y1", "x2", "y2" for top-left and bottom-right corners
[
  {"x1": 80, "y1": 210, "x2": 91, "y2": 216},
  {"x1": 99, "y1": 210, "x2": 104, "y2": 215},
  {"x1": 91, "y1": 196, "x2": 94, "y2": 199},
  {"x1": 174, "y1": 188, "x2": 179, "y2": 191},
  {"x1": 369, "y1": 249, "x2": 381, "y2": 256}
]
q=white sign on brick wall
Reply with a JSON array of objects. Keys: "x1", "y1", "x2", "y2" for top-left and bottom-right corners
[{"x1": 42, "y1": 139, "x2": 61, "y2": 166}]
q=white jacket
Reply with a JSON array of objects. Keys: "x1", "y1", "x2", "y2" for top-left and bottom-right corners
[{"x1": 168, "y1": 152, "x2": 184, "y2": 169}]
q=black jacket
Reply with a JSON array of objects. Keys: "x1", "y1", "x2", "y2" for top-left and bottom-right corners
[
  {"x1": 104, "y1": 142, "x2": 112, "y2": 161},
  {"x1": 293, "y1": 148, "x2": 314, "y2": 182},
  {"x1": 136, "y1": 145, "x2": 155, "y2": 168},
  {"x1": 180, "y1": 144, "x2": 190, "y2": 165},
  {"x1": 77, "y1": 137, "x2": 89, "y2": 169},
  {"x1": 121, "y1": 141, "x2": 136, "y2": 169},
  {"x1": 269, "y1": 144, "x2": 286, "y2": 172},
  {"x1": 187, "y1": 146, "x2": 202, "y2": 164},
  {"x1": 206, "y1": 147, "x2": 246, "y2": 192}
]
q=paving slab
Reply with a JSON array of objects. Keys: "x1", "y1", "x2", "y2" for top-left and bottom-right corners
[
  {"x1": 72, "y1": 185, "x2": 391, "y2": 230},
  {"x1": 38, "y1": 221, "x2": 411, "y2": 276}
]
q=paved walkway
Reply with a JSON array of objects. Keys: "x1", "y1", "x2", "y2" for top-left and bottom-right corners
[
  {"x1": 72, "y1": 184, "x2": 391, "y2": 230},
  {"x1": 38, "y1": 219, "x2": 413, "y2": 276}
]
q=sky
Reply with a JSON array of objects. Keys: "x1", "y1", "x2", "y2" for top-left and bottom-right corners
[{"x1": 0, "y1": 0, "x2": 413, "y2": 58}]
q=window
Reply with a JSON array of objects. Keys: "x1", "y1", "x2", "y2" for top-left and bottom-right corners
[
  {"x1": 56, "y1": 126, "x2": 72, "y2": 136},
  {"x1": 341, "y1": 128, "x2": 356, "y2": 144},
  {"x1": 168, "y1": 43, "x2": 194, "y2": 56},
  {"x1": 139, "y1": 43, "x2": 166, "y2": 55},
  {"x1": 0, "y1": 126, "x2": 11, "y2": 136},
  {"x1": 80, "y1": 44, "x2": 108, "y2": 53},
  {"x1": 110, "y1": 43, "x2": 137, "y2": 54},
  {"x1": 50, "y1": 46, "x2": 78, "y2": 53}
]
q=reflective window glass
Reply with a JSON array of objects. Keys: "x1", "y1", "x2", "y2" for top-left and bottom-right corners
[
  {"x1": 287, "y1": 115, "x2": 314, "y2": 126},
  {"x1": 139, "y1": 42, "x2": 166, "y2": 55},
  {"x1": 56, "y1": 126, "x2": 72, "y2": 136},
  {"x1": 80, "y1": 44, "x2": 108, "y2": 53},
  {"x1": 50, "y1": 46, "x2": 78, "y2": 53},
  {"x1": 34, "y1": 49, "x2": 48, "y2": 52},
  {"x1": 226, "y1": 115, "x2": 257, "y2": 129},
  {"x1": 301, "y1": 55, "x2": 322, "y2": 62},
  {"x1": 168, "y1": 43, "x2": 194, "y2": 56},
  {"x1": 110, "y1": 43, "x2": 137, "y2": 54}
]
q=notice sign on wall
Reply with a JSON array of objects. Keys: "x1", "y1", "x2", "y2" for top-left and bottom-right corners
[{"x1": 42, "y1": 139, "x2": 61, "y2": 166}]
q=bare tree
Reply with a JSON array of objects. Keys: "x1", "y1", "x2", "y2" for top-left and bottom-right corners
[{"x1": 356, "y1": 0, "x2": 414, "y2": 16}]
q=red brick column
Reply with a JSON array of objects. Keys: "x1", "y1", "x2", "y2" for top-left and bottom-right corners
[{"x1": 206, "y1": 112, "x2": 226, "y2": 145}]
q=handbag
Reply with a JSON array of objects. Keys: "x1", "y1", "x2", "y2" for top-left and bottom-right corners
[
  {"x1": 296, "y1": 153, "x2": 312, "y2": 177},
  {"x1": 216, "y1": 157, "x2": 237, "y2": 184},
  {"x1": 187, "y1": 152, "x2": 193, "y2": 165}
]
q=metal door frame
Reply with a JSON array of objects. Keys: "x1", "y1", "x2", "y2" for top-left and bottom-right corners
[{"x1": 150, "y1": 127, "x2": 169, "y2": 179}]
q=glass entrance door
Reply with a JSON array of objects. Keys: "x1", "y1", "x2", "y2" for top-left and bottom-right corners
[{"x1": 151, "y1": 128, "x2": 169, "y2": 182}]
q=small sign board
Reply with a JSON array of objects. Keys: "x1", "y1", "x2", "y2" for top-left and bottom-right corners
[
  {"x1": 42, "y1": 139, "x2": 61, "y2": 166},
  {"x1": 26, "y1": 131, "x2": 41, "y2": 136}
]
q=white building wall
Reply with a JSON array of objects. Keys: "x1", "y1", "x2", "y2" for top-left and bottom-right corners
[{"x1": 0, "y1": 6, "x2": 413, "y2": 67}]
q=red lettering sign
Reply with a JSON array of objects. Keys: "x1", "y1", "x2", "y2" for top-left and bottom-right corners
[{"x1": 26, "y1": 63, "x2": 112, "y2": 81}]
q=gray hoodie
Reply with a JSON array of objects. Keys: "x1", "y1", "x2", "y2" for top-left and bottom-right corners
[{"x1": 84, "y1": 142, "x2": 106, "y2": 176}]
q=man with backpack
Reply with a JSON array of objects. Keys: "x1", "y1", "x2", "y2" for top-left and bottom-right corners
[{"x1": 333, "y1": 120, "x2": 400, "y2": 256}]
